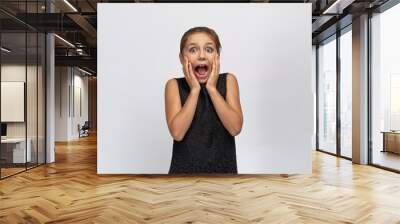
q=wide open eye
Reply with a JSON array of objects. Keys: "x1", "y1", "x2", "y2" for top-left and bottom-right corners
[
  {"x1": 206, "y1": 47, "x2": 214, "y2": 53},
  {"x1": 189, "y1": 47, "x2": 197, "y2": 53}
]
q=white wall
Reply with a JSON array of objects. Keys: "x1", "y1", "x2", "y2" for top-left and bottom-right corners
[
  {"x1": 55, "y1": 67, "x2": 89, "y2": 141},
  {"x1": 1, "y1": 64, "x2": 46, "y2": 163},
  {"x1": 1, "y1": 66, "x2": 26, "y2": 126},
  {"x1": 55, "y1": 67, "x2": 69, "y2": 141},
  {"x1": 1, "y1": 65, "x2": 39, "y2": 138},
  {"x1": 98, "y1": 3, "x2": 313, "y2": 174},
  {"x1": 72, "y1": 72, "x2": 89, "y2": 138}
]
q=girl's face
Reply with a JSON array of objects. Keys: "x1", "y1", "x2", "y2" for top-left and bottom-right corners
[{"x1": 180, "y1": 32, "x2": 219, "y2": 83}]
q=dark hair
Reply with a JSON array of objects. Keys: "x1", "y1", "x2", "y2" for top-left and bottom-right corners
[{"x1": 180, "y1": 26, "x2": 221, "y2": 55}]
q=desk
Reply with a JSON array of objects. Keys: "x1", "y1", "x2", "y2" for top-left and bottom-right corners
[
  {"x1": 382, "y1": 131, "x2": 400, "y2": 154},
  {"x1": 1, "y1": 138, "x2": 32, "y2": 163}
]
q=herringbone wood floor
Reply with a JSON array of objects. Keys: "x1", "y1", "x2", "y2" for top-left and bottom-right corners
[{"x1": 1, "y1": 134, "x2": 400, "y2": 224}]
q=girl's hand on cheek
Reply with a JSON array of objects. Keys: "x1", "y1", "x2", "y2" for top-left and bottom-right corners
[
  {"x1": 183, "y1": 57, "x2": 200, "y2": 92},
  {"x1": 206, "y1": 55, "x2": 220, "y2": 92}
]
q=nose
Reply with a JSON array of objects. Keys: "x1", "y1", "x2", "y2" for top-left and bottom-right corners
[{"x1": 198, "y1": 49, "x2": 206, "y2": 60}]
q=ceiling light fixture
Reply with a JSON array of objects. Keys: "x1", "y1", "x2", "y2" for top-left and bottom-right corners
[
  {"x1": 63, "y1": 0, "x2": 78, "y2": 12},
  {"x1": 322, "y1": 0, "x2": 354, "y2": 14},
  {"x1": 76, "y1": 48, "x2": 84, "y2": 55},
  {"x1": 1, "y1": 47, "x2": 11, "y2": 53},
  {"x1": 78, "y1": 67, "x2": 93, "y2": 76},
  {"x1": 54, "y1": 34, "x2": 75, "y2": 48},
  {"x1": 323, "y1": 0, "x2": 342, "y2": 14}
]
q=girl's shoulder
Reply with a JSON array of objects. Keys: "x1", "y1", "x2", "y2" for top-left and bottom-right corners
[
  {"x1": 226, "y1": 72, "x2": 238, "y2": 80},
  {"x1": 223, "y1": 73, "x2": 238, "y2": 84},
  {"x1": 225, "y1": 72, "x2": 237, "y2": 79},
  {"x1": 165, "y1": 78, "x2": 178, "y2": 89},
  {"x1": 225, "y1": 73, "x2": 239, "y2": 91},
  {"x1": 166, "y1": 76, "x2": 183, "y2": 84},
  {"x1": 165, "y1": 77, "x2": 187, "y2": 91}
]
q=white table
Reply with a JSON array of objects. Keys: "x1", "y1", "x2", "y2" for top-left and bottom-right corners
[{"x1": 1, "y1": 138, "x2": 32, "y2": 163}]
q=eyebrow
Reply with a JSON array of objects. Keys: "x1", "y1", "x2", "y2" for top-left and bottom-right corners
[{"x1": 186, "y1": 42, "x2": 215, "y2": 47}]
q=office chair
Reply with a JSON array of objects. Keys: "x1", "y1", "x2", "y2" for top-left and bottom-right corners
[{"x1": 79, "y1": 121, "x2": 90, "y2": 138}]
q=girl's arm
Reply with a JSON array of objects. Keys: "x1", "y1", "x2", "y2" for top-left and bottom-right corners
[
  {"x1": 207, "y1": 73, "x2": 243, "y2": 136},
  {"x1": 165, "y1": 79, "x2": 200, "y2": 141}
]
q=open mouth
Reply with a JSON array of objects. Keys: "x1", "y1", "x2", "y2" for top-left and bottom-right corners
[{"x1": 194, "y1": 64, "x2": 209, "y2": 79}]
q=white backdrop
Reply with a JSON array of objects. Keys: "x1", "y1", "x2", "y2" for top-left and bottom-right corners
[{"x1": 98, "y1": 3, "x2": 313, "y2": 174}]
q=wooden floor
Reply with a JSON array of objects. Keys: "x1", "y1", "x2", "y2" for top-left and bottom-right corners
[
  {"x1": 1, "y1": 135, "x2": 400, "y2": 223},
  {"x1": 373, "y1": 150, "x2": 400, "y2": 171},
  {"x1": 1, "y1": 163, "x2": 45, "y2": 178},
  {"x1": 1, "y1": 167, "x2": 26, "y2": 178}
]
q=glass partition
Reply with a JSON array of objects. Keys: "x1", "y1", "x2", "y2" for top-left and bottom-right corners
[
  {"x1": 339, "y1": 28, "x2": 352, "y2": 158},
  {"x1": 38, "y1": 32, "x2": 45, "y2": 165},
  {"x1": 27, "y1": 31, "x2": 38, "y2": 169},
  {"x1": 0, "y1": 1, "x2": 46, "y2": 179},
  {"x1": 371, "y1": 3, "x2": 400, "y2": 171},
  {"x1": 0, "y1": 31, "x2": 28, "y2": 177},
  {"x1": 317, "y1": 36, "x2": 337, "y2": 154}
]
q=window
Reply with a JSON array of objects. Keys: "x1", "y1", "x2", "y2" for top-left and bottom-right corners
[
  {"x1": 318, "y1": 36, "x2": 337, "y2": 154},
  {"x1": 340, "y1": 28, "x2": 352, "y2": 158},
  {"x1": 371, "y1": 3, "x2": 400, "y2": 171}
]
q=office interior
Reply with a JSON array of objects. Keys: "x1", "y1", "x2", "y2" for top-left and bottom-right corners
[{"x1": 0, "y1": 0, "x2": 400, "y2": 223}]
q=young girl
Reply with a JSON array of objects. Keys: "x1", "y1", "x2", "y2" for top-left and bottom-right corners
[{"x1": 165, "y1": 26, "x2": 243, "y2": 174}]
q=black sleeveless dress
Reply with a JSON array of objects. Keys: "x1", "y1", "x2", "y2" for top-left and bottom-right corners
[{"x1": 169, "y1": 73, "x2": 238, "y2": 174}]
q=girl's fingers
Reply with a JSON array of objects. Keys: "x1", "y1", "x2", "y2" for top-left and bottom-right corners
[
  {"x1": 188, "y1": 62, "x2": 194, "y2": 80},
  {"x1": 216, "y1": 57, "x2": 220, "y2": 74},
  {"x1": 188, "y1": 62, "x2": 194, "y2": 78},
  {"x1": 188, "y1": 62, "x2": 192, "y2": 75},
  {"x1": 211, "y1": 57, "x2": 215, "y2": 77},
  {"x1": 183, "y1": 58, "x2": 187, "y2": 77},
  {"x1": 191, "y1": 64, "x2": 197, "y2": 78},
  {"x1": 188, "y1": 59, "x2": 194, "y2": 78},
  {"x1": 215, "y1": 57, "x2": 218, "y2": 77},
  {"x1": 185, "y1": 58, "x2": 191, "y2": 79},
  {"x1": 213, "y1": 57, "x2": 216, "y2": 75},
  {"x1": 189, "y1": 63, "x2": 200, "y2": 86},
  {"x1": 182, "y1": 57, "x2": 199, "y2": 88},
  {"x1": 185, "y1": 58, "x2": 189, "y2": 75}
]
